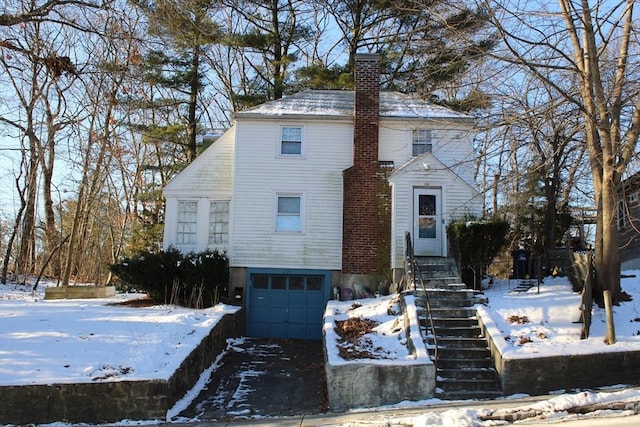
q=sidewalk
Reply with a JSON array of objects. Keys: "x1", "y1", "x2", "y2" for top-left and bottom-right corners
[{"x1": 167, "y1": 386, "x2": 640, "y2": 426}]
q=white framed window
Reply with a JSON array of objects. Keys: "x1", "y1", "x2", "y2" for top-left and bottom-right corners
[
  {"x1": 412, "y1": 129, "x2": 432, "y2": 156},
  {"x1": 630, "y1": 191, "x2": 638, "y2": 205},
  {"x1": 276, "y1": 193, "x2": 303, "y2": 232},
  {"x1": 618, "y1": 199, "x2": 627, "y2": 229},
  {"x1": 177, "y1": 200, "x2": 198, "y2": 244},
  {"x1": 280, "y1": 126, "x2": 303, "y2": 156},
  {"x1": 208, "y1": 201, "x2": 229, "y2": 245}
]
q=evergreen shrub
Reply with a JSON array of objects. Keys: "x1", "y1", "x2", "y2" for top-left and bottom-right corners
[
  {"x1": 447, "y1": 216, "x2": 510, "y2": 290},
  {"x1": 110, "y1": 248, "x2": 229, "y2": 307}
]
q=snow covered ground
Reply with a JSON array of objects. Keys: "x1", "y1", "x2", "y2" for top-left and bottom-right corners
[
  {"x1": 1, "y1": 273, "x2": 640, "y2": 425},
  {"x1": 0, "y1": 285, "x2": 240, "y2": 386}
]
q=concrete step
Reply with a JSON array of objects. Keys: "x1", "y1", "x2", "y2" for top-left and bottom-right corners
[
  {"x1": 430, "y1": 307, "x2": 477, "y2": 318},
  {"x1": 420, "y1": 298, "x2": 479, "y2": 308},
  {"x1": 425, "y1": 337, "x2": 489, "y2": 348},
  {"x1": 438, "y1": 367, "x2": 499, "y2": 381},
  {"x1": 434, "y1": 347, "x2": 492, "y2": 360},
  {"x1": 435, "y1": 389, "x2": 504, "y2": 400},
  {"x1": 420, "y1": 289, "x2": 479, "y2": 299},
  {"x1": 437, "y1": 357, "x2": 495, "y2": 369},
  {"x1": 437, "y1": 377, "x2": 501, "y2": 392},
  {"x1": 419, "y1": 278, "x2": 462, "y2": 288},
  {"x1": 433, "y1": 325, "x2": 482, "y2": 338},
  {"x1": 432, "y1": 317, "x2": 479, "y2": 329}
]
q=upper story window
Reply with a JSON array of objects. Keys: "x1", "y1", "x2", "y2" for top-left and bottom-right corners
[
  {"x1": 208, "y1": 201, "x2": 229, "y2": 245},
  {"x1": 276, "y1": 194, "x2": 302, "y2": 232},
  {"x1": 630, "y1": 191, "x2": 638, "y2": 205},
  {"x1": 177, "y1": 200, "x2": 198, "y2": 245},
  {"x1": 280, "y1": 126, "x2": 303, "y2": 156},
  {"x1": 412, "y1": 129, "x2": 432, "y2": 156}
]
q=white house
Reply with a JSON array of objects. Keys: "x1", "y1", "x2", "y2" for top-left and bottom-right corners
[{"x1": 163, "y1": 54, "x2": 482, "y2": 339}]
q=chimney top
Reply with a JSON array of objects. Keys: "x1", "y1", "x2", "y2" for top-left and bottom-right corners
[{"x1": 355, "y1": 52, "x2": 380, "y2": 62}]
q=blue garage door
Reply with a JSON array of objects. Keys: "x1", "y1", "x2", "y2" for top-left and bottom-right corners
[{"x1": 246, "y1": 269, "x2": 330, "y2": 340}]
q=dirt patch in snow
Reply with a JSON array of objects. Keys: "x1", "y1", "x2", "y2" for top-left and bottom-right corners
[{"x1": 334, "y1": 317, "x2": 394, "y2": 360}]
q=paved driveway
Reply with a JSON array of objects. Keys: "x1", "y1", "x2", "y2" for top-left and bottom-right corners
[{"x1": 178, "y1": 338, "x2": 327, "y2": 422}]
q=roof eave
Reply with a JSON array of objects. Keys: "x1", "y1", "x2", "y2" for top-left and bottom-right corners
[{"x1": 233, "y1": 112, "x2": 352, "y2": 121}]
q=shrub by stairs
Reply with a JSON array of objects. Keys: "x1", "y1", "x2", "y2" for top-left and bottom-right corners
[{"x1": 413, "y1": 259, "x2": 502, "y2": 400}]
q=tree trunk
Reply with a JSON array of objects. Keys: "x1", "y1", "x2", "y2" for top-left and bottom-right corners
[{"x1": 597, "y1": 174, "x2": 622, "y2": 303}]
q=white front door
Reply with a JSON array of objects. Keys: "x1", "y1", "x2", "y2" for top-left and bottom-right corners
[{"x1": 413, "y1": 188, "x2": 443, "y2": 256}]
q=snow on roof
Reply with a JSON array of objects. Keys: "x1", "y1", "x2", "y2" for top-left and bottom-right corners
[{"x1": 234, "y1": 90, "x2": 473, "y2": 121}]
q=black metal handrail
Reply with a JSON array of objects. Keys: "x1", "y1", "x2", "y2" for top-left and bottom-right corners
[{"x1": 405, "y1": 232, "x2": 439, "y2": 363}]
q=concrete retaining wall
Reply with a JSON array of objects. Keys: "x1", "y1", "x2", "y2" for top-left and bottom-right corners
[
  {"x1": 0, "y1": 309, "x2": 243, "y2": 425},
  {"x1": 477, "y1": 312, "x2": 640, "y2": 395},
  {"x1": 324, "y1": 294, "x2": 435, "y2": 412}
]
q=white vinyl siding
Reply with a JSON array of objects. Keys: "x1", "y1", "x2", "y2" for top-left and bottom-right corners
[
  {"x1": 388, "y1": 163, "x2": 482, "y2": 270},
  {"x1": 177, "y1": 201, "x2": 198, "y2": 245},
  {"x1": 232, "y1": 119, "x2": 352, "y2": 269},
  {"x1": 379, "y1": 120, "x2": 475, "y2": 187},
  {"x1": 163, "y1": 128, "x2": 235, "y2": 252},
  {"x1": 164, "y1": 127, "x2": 235, "y2": 198}
]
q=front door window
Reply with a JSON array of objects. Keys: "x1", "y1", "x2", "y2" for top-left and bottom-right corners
[{"x1": 418, "y1": 195, "x2": 437, "y2": 238}]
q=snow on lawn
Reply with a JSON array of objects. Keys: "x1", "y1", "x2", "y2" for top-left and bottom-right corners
[
  {"x1": 0, "y1": 281, "x2": 239, "y2": 386},
  {"x1": 479, "y1": 273, "x2": 640, "y2": 359},
  {"x1": 2, "y1": 273, "x2": 640, "y2": 426}
]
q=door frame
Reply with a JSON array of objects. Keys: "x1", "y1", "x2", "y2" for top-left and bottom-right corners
[{"x1": 412, "y1": 187, "x2": 444, "y2": 256}]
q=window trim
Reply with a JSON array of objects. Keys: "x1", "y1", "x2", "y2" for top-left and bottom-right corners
[
  {"x1": 275, "y1": 192, "x2": 304, "y2": 232},
  {"x1": 412, "y1": 129, "x2": 433, "y2": 157},
  {"x1": 278, "y1": 125, "x2": 304, "y2": 157},
  {"x1": 630, "y1": 191, "x2": 638, "y2": 205},
  {"x1": 176, "y1": 200, "x2": 198, "y2": 245}
]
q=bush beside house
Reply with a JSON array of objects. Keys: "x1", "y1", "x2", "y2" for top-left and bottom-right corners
[
  {"x1": 448, "y1": 217, "x2": 510, "y2": 290},
  {"x1": 110, "y1": 248, "x2": 229, "y2": 307}
]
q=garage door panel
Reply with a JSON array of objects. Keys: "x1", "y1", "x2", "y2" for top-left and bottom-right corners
[
  {"x1": 269, "y1": 322, "x2": 288, "y2": 337},
  {"x1": 247, "y1": 271, "x2": 329, "y2": 340},
  {"x1": 269, "y1": 307, "x2": 287, "y2": 322},
  {"x1": 288, "y1": 306, "x2": 306, "y2": 324},
  {"x1": 288, "y1": 323, "x2": 306, "y2": 339}
]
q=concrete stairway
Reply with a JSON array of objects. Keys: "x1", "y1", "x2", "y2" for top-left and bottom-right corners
[
  {"x1": 414, "y1": 257, "x2": 460, "y2": 288},
  {"x1": 413, "y1": 259, "x2": 502, "y2": 400}
]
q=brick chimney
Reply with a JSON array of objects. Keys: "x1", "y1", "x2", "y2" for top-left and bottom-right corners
[{"x1": 342, "y1": 53, "x2": 388, "y2": 286}]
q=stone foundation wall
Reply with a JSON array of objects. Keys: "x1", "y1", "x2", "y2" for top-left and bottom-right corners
[{"x1": 0, "y1": 309, "x2": 243, "y2": 425}]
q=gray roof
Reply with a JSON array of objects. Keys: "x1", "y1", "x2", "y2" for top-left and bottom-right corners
[{"x1": 234, "y1": 90, "x2": 473, "y2": 121}]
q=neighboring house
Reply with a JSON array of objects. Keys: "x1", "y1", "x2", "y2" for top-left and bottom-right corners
[
  {"x1": 163, "y1": 54, "x2": 482, "y2": 339},
  {"x1": 618, "y1": 172, "x2": 640, "y2": 270}
]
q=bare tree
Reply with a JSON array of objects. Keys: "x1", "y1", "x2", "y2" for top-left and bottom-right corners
[{"x1": 481, "y1": 0, "x2": 640, "y2": 310}]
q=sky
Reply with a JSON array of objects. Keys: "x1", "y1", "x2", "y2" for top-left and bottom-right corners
[{"x1": 2, "y1": 273, "x2": 640, "y2": 425}]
